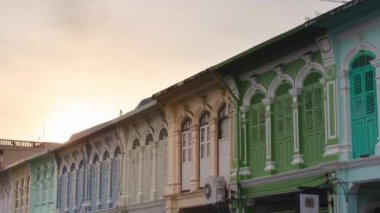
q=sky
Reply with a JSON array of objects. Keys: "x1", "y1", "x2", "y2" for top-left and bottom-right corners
[{"x1": 0, "y1": 0, "x2": 340, "y2": 143}]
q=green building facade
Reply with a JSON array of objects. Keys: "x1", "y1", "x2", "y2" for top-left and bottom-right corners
[{"x1": 29, "y1": 153, "x2": 57, "y2": 213}]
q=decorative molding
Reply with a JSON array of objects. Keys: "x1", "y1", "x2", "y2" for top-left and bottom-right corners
[
  {"x1": 326, "y1": 81, "x2": 337, "y2": 140},
  {"x1": 291, "y1": 154, "x2": 304, "y2": 165},
  {"x1": 370, "y1": 59, "x2": 380, "y2": 68},
  {"x1": 268, "y1": 69, "x2": 294, "y2": 99},
  {"x1": 264, "y1": 161, "x2": 275, "y2": 172},
  {"x1": 239, "y1": 167, "x2": 251, "y2": 176},
  {"x1": 240, "y1": 44, "x2": 319, "y2": 81},
  {"x1": 242, "y1": 76, "x2": 267, "y2": 107},
  {"x1": 323, "y1": 144, "x2": 350, "y2": 157},
  {"x1": 342, "y1": 43, "x2": 378, "y2": 71},
  {"x1": 294, "y1": 62, "x2": 324, "y2": 89},
  {"x1": 316, "y1": 36, "x2": 335, "y2": 67},
  {"x1": 224, "y1": 76, "x2": 239, "y2": 100},
  {"x1": 231, "y1": 156, "x2": 380, "y2": 190}
]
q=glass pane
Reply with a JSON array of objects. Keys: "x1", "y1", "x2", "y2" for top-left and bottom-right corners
[
  {"x1": 207, "y1": 143, "x2": 210, "y2": 157},
  {"x1": 200, "y1": 144, "x2": 204, "y2": 158},
  {"x1": 188, "y1": 148, "x2": 191, "y2": 161},
  {"x1": 207, "y1": 126, "x2": 210, "y2": 141},
  {"x1": 183, "y1": 150, "x2": 186, "y2": 162}
]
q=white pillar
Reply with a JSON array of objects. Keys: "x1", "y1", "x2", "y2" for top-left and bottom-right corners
[
  {"x1": 137, "y1": 148, "x2": 143, "y2": 202},
  {"x1": 210, "y1": 118, "x2": 218, "y2": 177},
  {"x1": 151, "y1": 143, "x2": 158, "y2": 200},
  {"x1": 263, "y1": 97, "x2": 275, "y2": 171},
  {"x1": 289, "y1": 88, "x2": 304, "y2": 165},
  {"x1": 190, "y1": 124, "x2": 200, "y2": 191},
  {"x1": 370, "y1": 59, "x2": 380, "y2": 155},
  {"x1": 106, "y1": 159, "x2": 112, "y2": 206},
  {"x1": 337, "y1": 70, "x2": 352, "y2": 160}
]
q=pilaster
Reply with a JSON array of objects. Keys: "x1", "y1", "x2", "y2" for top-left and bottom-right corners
[
  {"x1": 370, "y1": 59, "x2": 380, "y2": 155},
  {"x1": 190, "y1": 124, "x2": 200, "y2": 191},
  {"x1": 209, "y1": 118, "x2": 218, "y2": 177},
  {"x1": 289, "y1": 88, "x2": 304, "y2": 166},
  {"x1": 151, "y1": 142, "x2": 158, "y2": 200},
  {"x1": 263, "y1": 97, "x2": 276, "y2": 172}
]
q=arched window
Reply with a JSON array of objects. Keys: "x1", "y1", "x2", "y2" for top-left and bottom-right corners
[
  {"x1": 199, "y1": 112, "x2": 210, "y2": 187},
  {"x1": 114, "y1": 147, "x2": 121, "y2": 157},
  {"x1": 301, "y1": 72, "x2": 325, "y2": 167},
  {"x1": 218, "y1": 103, "x2": 229, "y2": 139},
  {"x1": 273, "y1": 83, "x2": 293, "y2": 172},
  {"x1": 350, "y1": 52, "x2": 378, "y2": 158},
  {"x1": 62, "y1": 166, "x2": 67, "y2": 174},
  {"x1": 93, "y1": 155, "x2": 99, "y2": 164},
  {"x1": 132, "y1": 139, "x2": 140, "y2": 150},
  {"x1": 103, "y1": 151, "x2": 110, "y2": 160},
  {"x1": 159, "y1": 128, "x2": 168, "y2": 140},
  {"x1": 181, "y1": 118, "x2": 192, "y2": 191},
  {"x1": 145, "y1": 134, "x2": 153, "y2": 145}
]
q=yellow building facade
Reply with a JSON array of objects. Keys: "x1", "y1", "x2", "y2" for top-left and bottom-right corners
[{"x1": 154, "y1": 71, "x2": 232, "y2": 213}]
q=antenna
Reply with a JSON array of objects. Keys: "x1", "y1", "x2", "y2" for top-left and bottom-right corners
[{"x1": 320, "y1": 0, "x2": 349, "y2": 3}]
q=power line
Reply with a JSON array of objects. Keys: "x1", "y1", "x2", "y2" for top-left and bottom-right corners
[{"x1": 320, "y1": 0, "x2": 349, "y2": 3}]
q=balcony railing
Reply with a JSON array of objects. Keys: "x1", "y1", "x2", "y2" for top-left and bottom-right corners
[{"x1": 0, "y1": 139, "x2": 45, "y2": 148}]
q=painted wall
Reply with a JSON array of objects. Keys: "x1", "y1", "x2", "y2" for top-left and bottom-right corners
[
  {"x1": 117, "y1": 102, "x2": 168, "y2": 211},
  {"x1": 9, "y1": 163, "x2": 31, "y2": 213},
  {"x1": 0, "y1": 172, "x2": 11, "y2": 213},
  {"x1": 160, "y1": 79, "x2": 231, "y2": 213},
  {"x1": 30, "y1": 154, "x2": 56, "y2": 213}
]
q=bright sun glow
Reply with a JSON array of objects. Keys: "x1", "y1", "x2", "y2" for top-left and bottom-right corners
[{"x1": 44, "y1": 102, "x2": 116, "y2": 143}]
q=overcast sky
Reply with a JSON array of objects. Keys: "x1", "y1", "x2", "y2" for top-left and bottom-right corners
[{"x1": 0, "y1": 0, "x2": 339, "y2": 143}]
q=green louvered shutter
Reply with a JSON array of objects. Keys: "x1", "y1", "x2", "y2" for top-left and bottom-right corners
[
  {"x1": 273, "y1": 93, "x2": 293, "y2": 172},
  {"x1": 350, "y1": 55, "x2": 378, "y2": 158},
  {"x1": 248, "y1": 103, "x2": 266, "y2": 177},
  {"x1": 301, "y1": 79, "x2": 324, "y2": 167}
]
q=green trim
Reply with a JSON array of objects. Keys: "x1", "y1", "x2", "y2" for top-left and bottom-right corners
[{"x1": 244, "y1": 175, "x2": 326, "y2": 198}]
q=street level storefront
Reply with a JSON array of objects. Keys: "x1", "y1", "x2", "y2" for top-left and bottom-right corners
[{"x1": 237, "y1": 171, "x2": 332, "y2": 213}]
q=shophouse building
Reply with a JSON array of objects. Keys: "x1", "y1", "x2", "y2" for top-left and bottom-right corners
[
  {"x1": 116, "y1": 98, "x2": 168, "y2": 213},
  {"x1": 154, "y1": 71, "x2": 232, "y2": 213}
]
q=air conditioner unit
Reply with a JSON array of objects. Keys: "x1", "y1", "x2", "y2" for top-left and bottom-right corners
[{"x1": 203, "y1": 176, "x2": 226, "y2": 204}]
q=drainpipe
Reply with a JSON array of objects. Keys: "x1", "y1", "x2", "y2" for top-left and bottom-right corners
[{"x1": 212, "y1": 72, "x2": 242, "y2": 213}]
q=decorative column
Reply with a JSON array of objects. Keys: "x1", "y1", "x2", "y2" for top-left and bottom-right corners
[
  {"x1": 190, "y1": 124, "x2": 200, "y2": 191},
  {"x1": 263, "y1": 97, "x2": 275, "y2": 171},
  {"x1": 172, "y1": 129, "x2": 182, "y2": 194},
  {"x1": 137, "y1": 147, "x2": 144, "y2": 202},
  {"x1": 151, "y1": 142, "x2": 158, "y2": 200},
  {"x1": 370, "y1": 59, "x2": 380, "y2": 155},
  {"x1": 125, "y1": 153, "x2": 131, "y2": 204},
  {"x1": 289, "y1": 88, "x2": 304, "y2": 165},
  {"x1": 96, "y1": 162, "x2": 101, "y2": 209},
  {"x1": 116, "y1": 129, "x2": 127, "y2": 207},
  {"x1": 239, "y1": 106, "x2": 250, "y2": 177},
  {"x1": 106, "y1": 158, "x2": 112, "y2": 207},
  {"x1": 64, "y1": 173, "x2": 69, "y2": 212},
  {"x1": 337, "y1": 70, "x2": 351, "y2": 160},
  {"x1": 209, "y1": 117, "x2": 218, "y2": 177},
  {"x1": 72, "y1": 170, "x2": 78, "y2": 211}
]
